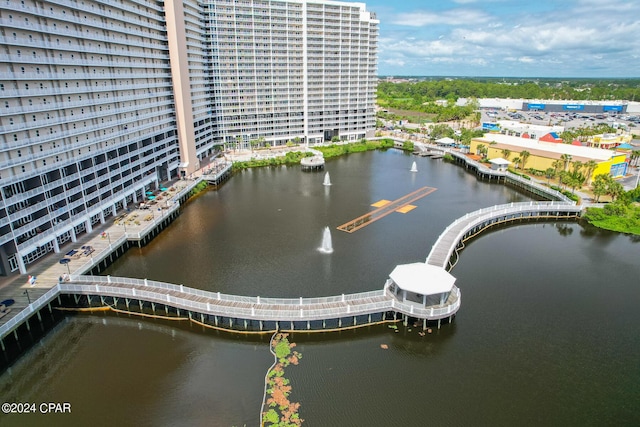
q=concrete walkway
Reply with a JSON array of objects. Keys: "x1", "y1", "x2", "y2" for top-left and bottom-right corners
[{"x1": 0, "y1": 177, "x2": 200, "y2": 326}]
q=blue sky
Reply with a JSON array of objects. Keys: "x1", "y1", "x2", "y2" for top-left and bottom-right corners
[{"x1": 364, "y1": 0, "x2": 640, "y2": 78}]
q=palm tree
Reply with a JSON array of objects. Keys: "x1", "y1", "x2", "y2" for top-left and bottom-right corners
[
  {"x1": 583, "y1": 160, "x2": 598, "y2": 185},
  {"x1": 501, "y1": 149, "x2": 511, "y2": 160},
  {"x1": 592, "y1": 175, "x2": 608, "y2": 202},
  {"x1": 545, "y1": 167, "x2": 556, "y2": 185},
  {"x1": 560, "y1": 154, "x2": 572, "y2": 171},
  {"x1": 607, "y1": 180, "x2": 624, "y2": 201},
  {"x1": 520, "y1": 151, "x2": 530, "y2": 171},
  {"x1": 476, "y1": 144, "x2": 485, "y2": 157},
  {"x1": 571, "y1": 160, "x2": 583, "y2": 175},
  {"x1": 512, "y1": 156, "x2": 521, "y2": 169},
  {"x1": 552, "y1": 160, "x2": 564, "y2": 175}
]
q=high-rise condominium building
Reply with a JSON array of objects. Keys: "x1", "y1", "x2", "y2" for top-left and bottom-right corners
[
  {"x1": 206, "y1": 0, "x2": 378, "y2": 149},
  {"x1": 0, "y1": 0, "x2": 378, "y2": 275}
]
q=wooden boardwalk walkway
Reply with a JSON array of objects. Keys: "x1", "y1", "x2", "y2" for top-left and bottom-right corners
[
  {"x1": 426, "y1": 201, "x2": 582, "y2": 269},
  {"x1": 55, "y1": 275, "x2": 459, "y2": 322},
  {"x1": 337, "y1": 186, "x2": 437, "y2": 233}
]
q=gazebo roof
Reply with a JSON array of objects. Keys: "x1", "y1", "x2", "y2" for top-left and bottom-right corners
[
  {"x1": 389, "y1": 263, "x2": 456, "y2": 295},
  {"x1": 436, "y1": 137, "x2": 456, "y2": 145}
]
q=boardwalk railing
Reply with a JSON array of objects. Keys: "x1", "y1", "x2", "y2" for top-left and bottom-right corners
[
  {"x1": 411, "y1": 141, "x2": 574, "y2": 203},
  {"x1": 0, "y1": 276, "x2": 459, "y2": 337},
  {"x1": 0, "y1": 285, "x2": 61, "y2": 340},
  {"x1": 426, "y1": 201, "x2": 582, "y2": 269}
]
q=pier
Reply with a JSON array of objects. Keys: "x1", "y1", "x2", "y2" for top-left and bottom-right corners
[
  {"x1": 337, "y1": 187, "x2": 437, "y2": 233},
  {"x1": 426, "y1": 201, "x2": 582, "y2": 269}
]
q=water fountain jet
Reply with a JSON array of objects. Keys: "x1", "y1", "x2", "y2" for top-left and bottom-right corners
[{"x1": 318, "y1": 227, "x2": 334, "y2": 254}]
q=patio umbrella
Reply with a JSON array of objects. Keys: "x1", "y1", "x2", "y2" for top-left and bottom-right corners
[{"x1": 145, "y1": 191, "x2": 153, "y2": 195}]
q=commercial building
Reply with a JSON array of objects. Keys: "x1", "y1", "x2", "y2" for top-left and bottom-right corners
[
  {"x1": 470, "y1": 134, "x2": 629, "y2": 181},
  {"x1": 459, "y1": 98, "x2": 640, "y2": 114},
  {"x1": 0, "y1": 0, "x2": 379, "y2": 275},
  {"x1": 492, "y1": 120, "x2": 565, "y2": 140},
  {"x1": 585, "y1": 133, "x2": 632, "y2": 150}
]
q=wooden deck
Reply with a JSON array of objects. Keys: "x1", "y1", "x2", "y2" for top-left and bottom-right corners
[{"x1": 337, "y1": 186, "x2": 437, "y2": 233}]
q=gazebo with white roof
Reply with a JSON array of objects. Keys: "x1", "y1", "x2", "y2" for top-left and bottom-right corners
[{"x1": 387, "y1": 262, "x2": 457, "y2": 308}]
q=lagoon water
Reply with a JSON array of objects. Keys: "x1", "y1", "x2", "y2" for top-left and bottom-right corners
[{"x1": 1, "y1": 150, "x2": 639, "y2": 426}]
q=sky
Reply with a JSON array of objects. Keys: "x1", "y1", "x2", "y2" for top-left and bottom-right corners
[{"x1": 364, "y1": 0, "x2": 640, "y2": 78}]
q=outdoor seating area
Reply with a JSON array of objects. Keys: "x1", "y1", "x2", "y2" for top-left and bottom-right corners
[
  {"x1": 115, "y1": 213, "x2": 140, "y2": 226},
  {"x1": 60, "y1": 246, "x2": 94, "y2": 263}
]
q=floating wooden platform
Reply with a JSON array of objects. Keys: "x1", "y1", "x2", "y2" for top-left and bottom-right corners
[{"x1": 337, "y1": 186, "x2": 437, "y2": 233}]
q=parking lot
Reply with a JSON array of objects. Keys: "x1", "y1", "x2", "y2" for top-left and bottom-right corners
[{"x1": 481, "y1": 109, "x2": 640, "y2": 133}]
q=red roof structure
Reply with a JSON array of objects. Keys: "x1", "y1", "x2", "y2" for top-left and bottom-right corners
[{"x1": 539, "y1": 132, "x2": 563, "y2": 143}]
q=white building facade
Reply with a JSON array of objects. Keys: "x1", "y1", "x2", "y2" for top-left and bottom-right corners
[
  {"x1": 205, "y1": 0, "x2": 378, "y2": 149},
  {"x1": 0, "y1": 0, "x2": 188, "y2": 274}
]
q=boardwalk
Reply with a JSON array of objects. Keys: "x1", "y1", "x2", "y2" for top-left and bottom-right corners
[
  {"x1": 426, "y1": 201, "x2": 582, "y2": 269},
  {"x1": 0, "y1": 276, "x2": 461, "y2": 342},
  {"x1": 63, "y1": 275, "x2": 459, "y2": 322}
]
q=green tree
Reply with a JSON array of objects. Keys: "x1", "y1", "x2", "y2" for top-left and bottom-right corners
[
  {"x1": 552, "y1": 159, "x2": 564, "y2": 175},
  {"x1": 501, "y1": 149, "x2": 511, "y2": 160},
  {"x1": 558, "y1": 170, "x2": 569, "y2": 189},
  {"x1": 607, "y1": 180, "x2": 624, "y2": 201},
  {"x1": 249, "y1": 138, "x2": 259, "y2": 153},
  {"x1": 560, "y1": 154, "x2": 572, "y2": 171},
  {"x1": 592, "y1": 174, "x2": 609, "y2": 202},
  {"x1": 429, "y1": 124, "x2": 454, "y2": 140},
  {"x1": 512, "y1": 156, "x2": 521, "y2": 169},
  {"x1": 520, "y1": 150, "x2": 531, "y2": 171},
  {"x1": 545, "y1": 167, "x2": 556, "y2": 185},
  {"x1": 571, "y1": 160, "x2": 583, "y2": 175},
  {"x1": 568, "y1": 172, "x2": 586, "y2": 193},
  {"x1": 476, "y1": 143, "x2": 486, "y2": 157},
  {"x1": 583, "y1": 160, "x2": 598, "y2": 185}
]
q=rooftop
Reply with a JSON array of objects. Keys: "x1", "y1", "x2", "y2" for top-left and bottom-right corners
[
  {"x1": 389, "y1": 263, "x2": 456, "y2": 295},
  {"x1": 475, "y1": 133, "x2": 619, "y2": 162}
]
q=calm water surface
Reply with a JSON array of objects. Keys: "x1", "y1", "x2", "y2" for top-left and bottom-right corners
[{"x1": 1, "y1": 150, "x2": 639, "y2": 427}]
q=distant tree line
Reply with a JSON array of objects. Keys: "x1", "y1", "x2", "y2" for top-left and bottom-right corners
[{"x1": 377, "y1": 78, "x2": 640, "y2": 104}]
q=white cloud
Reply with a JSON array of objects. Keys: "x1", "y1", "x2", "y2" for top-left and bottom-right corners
[
  {"x1": 392, "y1": 9, "x2": 492, "y2": 27},
  {"x1": 377, "y1": 0, "x2": 640, "y2": 76}
]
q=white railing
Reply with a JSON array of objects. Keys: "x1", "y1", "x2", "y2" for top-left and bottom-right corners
[
  {"x1": 57, "y1": 282, "x2": 394, "y2": 321},
  {"x1": 426, "y1": 201, "x2": 582, "y2": 268},
  {"x1": 0, "y1": 276, "x2": 460, "y2": 338},
  {"x1": 0, "y1": 284, "x2": 61, "y2": 340},
  {"x1": 71, "y1": 275, "x2": 387, "y2": 307}
]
